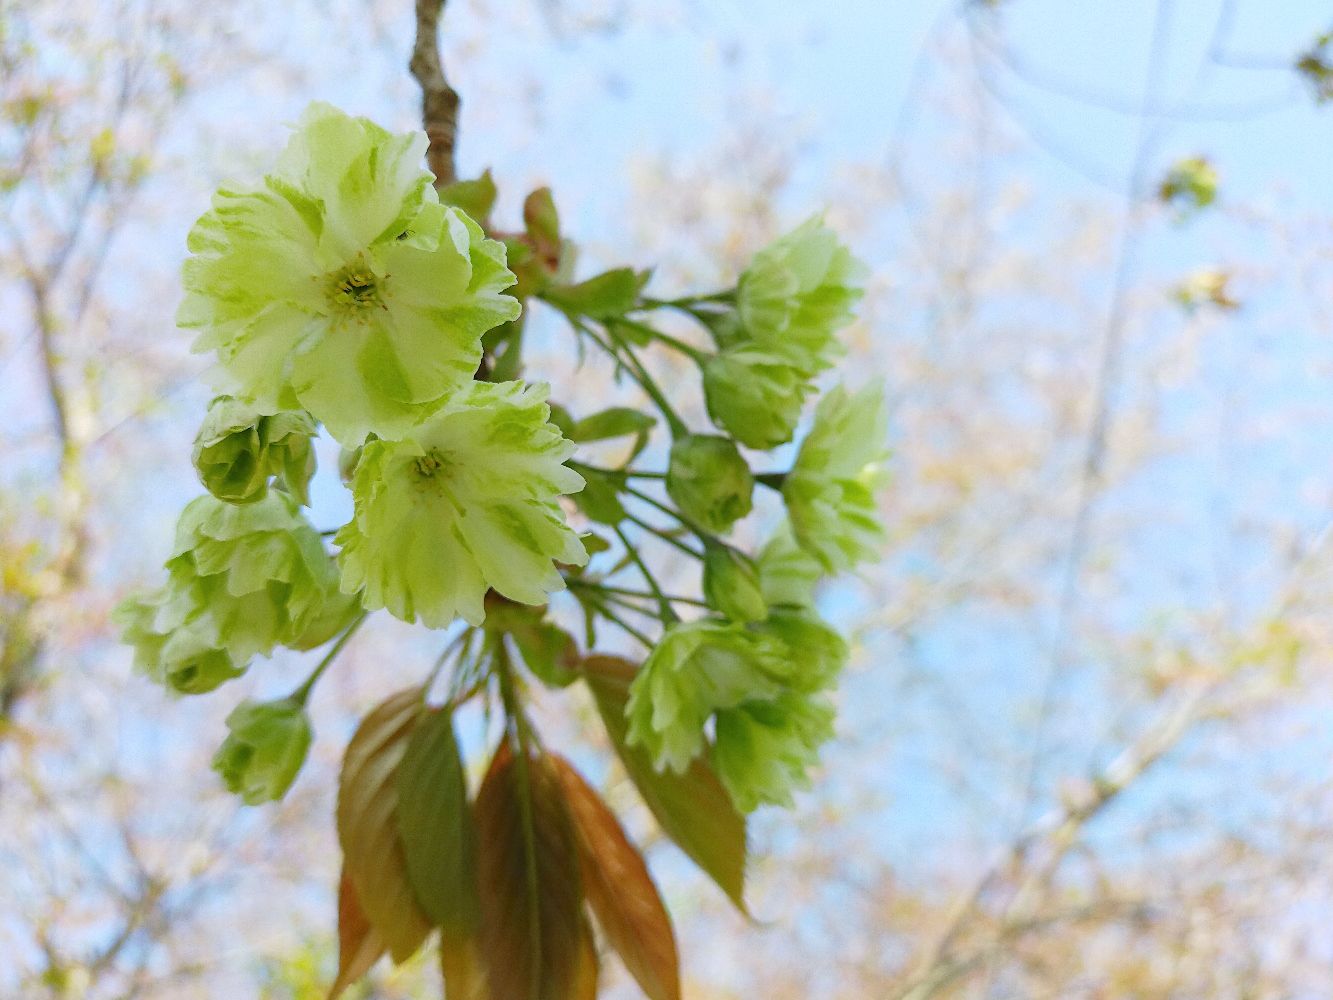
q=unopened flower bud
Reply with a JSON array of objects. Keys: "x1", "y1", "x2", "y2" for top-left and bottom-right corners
[
  {"x1": 665, "y1": 434, "x2": 753, "y2": 535},
  {"x1": 702, "y1": 541, "x2": 767, "y2": 623},
  {"x1": 212, "y1": 697, "x2": 312, "y2": 804},
  {"x1": 192, "y1": 397, "x2": 316, "y2": 505}
]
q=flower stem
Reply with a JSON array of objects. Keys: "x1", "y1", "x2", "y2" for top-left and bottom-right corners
[
  {"x1": 623, "y1": 511, "x2": 704, "y2": 560},
  {"x1": 614, "y1": 523, "x2": 678, "y2": 623},
  {"x1": 290, "y1": 612, "x2": 367, "y2": 705},
  {"x1": 624, "y1": 484, "x2": 717, "y2": 543},
  {"x1": 611, "y1": 317, "x2": 709, "y2": 365}
]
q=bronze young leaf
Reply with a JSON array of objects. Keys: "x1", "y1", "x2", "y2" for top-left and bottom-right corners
[
  {"x1": 551, "y1": 754, "x2": 681, "y2": 1000},
  {"x1": 335, "y1": 687, "x2": 432, "y2": 964},
  {"x1": 475, "y1": 741, "x2": 590, "y2": 1000}
]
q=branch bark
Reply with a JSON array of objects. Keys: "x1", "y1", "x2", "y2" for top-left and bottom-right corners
[{"x1": 409, "y1": 0, "x2": 460, "y2": 187}]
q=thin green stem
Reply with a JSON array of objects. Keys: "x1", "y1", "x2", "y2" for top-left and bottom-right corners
[
  {"x1": 593, "y1": 321, "x2": 689, "y2": 437},
  {"x1": 431, "y1": 626, "x2": 475, "y2": 690},
  {"x1": 612, "y1": 316, "x2": 709, "y2": 364},
  {"x1": 614, "y1": 523, "x2": 678, "y2": 623},
  {"x1": 638, "y1": 290, "x2": 734, "y2": 310},
  {"x1": 566, "y1": 316, "x2": 689, "y2": 437},
  {"x1": 584, "y1": 592, "x2": 657, "y2": 648},
  {"x1": 623, "y1": 511, "x2": 704, "y2": 560},
  {"x1": 575, "y1": 580, "x2": 708, "y2": 608},
  {"x1": 493, "y1": 639, "x2": 542, "y2": 999},
  {"x1": 289, "y1": 612, "x2": 367, "y2": 705},
  {"x1": 624, "y1": 484, "x2": 717, "y2": 543}
]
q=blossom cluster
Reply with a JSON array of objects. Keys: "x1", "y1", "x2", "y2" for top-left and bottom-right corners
[{"x1": 117, "y1": 103, "x2": 886, "y2": 817}]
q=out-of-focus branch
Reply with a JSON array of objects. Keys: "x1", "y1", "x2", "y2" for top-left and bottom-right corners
[
  {"x1": 409, "y1": 0, "x2": 460, "y2": 187},
  {"x1": 895, "y1": 677, "x2": 1222, "y2": 1000}
]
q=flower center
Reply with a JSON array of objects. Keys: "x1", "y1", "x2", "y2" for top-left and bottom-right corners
[
  {"x1": 412, "y1": 448, "x2": 449, "y2": 480},
  {"x1": 325, "y1": 257, "x2": 387, "y2": 322}
]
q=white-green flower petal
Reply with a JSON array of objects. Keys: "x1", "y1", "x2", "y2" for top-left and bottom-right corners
[
  {"x1": 712, "y1": 692, "x2": 835, "y2": 812},
  {"x1": 737, "y1": 216, "x2": 867, "y2": 375},
  {"x1": 757, "y1": 522, "x2": 824, "y2": 608},
  {"x1": 784, "y1": 383, "x2": 889, "y2": 571}
]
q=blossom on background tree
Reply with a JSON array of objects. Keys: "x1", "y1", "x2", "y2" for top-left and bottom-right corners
[{"x1": 116, "y1": 101, "x2": 883, "y2": 999}]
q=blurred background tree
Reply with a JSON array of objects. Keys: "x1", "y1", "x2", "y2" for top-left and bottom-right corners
[{"x1": 3, "y1": 0, "x2": 1333, "y2": 996}]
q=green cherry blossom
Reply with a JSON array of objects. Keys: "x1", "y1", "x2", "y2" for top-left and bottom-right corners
[
  {"x1": 212, "y1": 697, "x2": 313, "y2": 805},
  {"x1": 336, "y1": 380, "x2": 587, "y2": 629},
  {"x1": 624, "y1": 619, "x2": 789, "y2": 773},
  {"x1": 179, "y1": 102, "x2": 520, "y2": 445},
  {"x1": 711, "y1": 691, "x2": 836, "y2": 812},
  {"x1": 702, "y1": 346, "x2": 813, "y2": 450},
  {"x1": 783, "y1": 382, "x2": 889, "y2": 571},
  {"x1": 116, "y1": 493, "x2": 342, "y2": 695},
  {"x1": 756, "y1": 522, "x2": 825, "y2": 609},
  {"x1": 736, "y1": 216, "x2": 867, "y2": 375}
]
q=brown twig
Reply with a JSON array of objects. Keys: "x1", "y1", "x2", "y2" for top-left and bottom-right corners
[{"x1": 409, "y1": 0, "x2": 460, "y2": 187}]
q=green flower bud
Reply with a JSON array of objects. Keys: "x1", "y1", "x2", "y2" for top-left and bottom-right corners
[
  {"x1": 711, "y1": 691, "x2": 835, "y2": 812},
  {"x1": 702, "y1": 541, "x2": 767, "y2": 623},
  {"x1": 737, "y1": 216, "x2": 866, "y2": 375},
  {"x1": 192, "y1": 397, "x2": 316, "y2": 505},
  {"x1": 665, "y1": 434, "x2": 753, "y2": 535},
  {"x1": 625, "y1": 619, "x2": 789, "y2": 772},
  {"x1": 212, "y1": 697, "x2": 312, "y2": 804},
  {"x1": 702, "y1": 347, "x2": 812, "y2": 450}
]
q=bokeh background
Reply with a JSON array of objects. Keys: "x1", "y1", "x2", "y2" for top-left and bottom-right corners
[{"x1": 4, "y1": 0, "x2": 1333, "y2": 996}]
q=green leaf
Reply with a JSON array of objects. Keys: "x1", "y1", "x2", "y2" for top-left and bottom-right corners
[
  {"x1": 582, "y1": 656, "x2": 748, "y2": 912},
  {"x1": 547, "y1": 402, "x2": 576, "y2": 437},
  {"x1": 569, "y1": 407, "x2": 655, "y2": 444},
  {"x1": 571, "y1": 466, "x2": 627, "y2": 525},
  {"x1": 581, "y1": 531, "x2": 612, "y2": 557},
  {"x1": 336, "y1": 688, "x2": 432, "y2": 964},
  {"x1": 485, "y1": 600, "x2": 580, "y2": 688},
  {"x1": 543, "y1": 268, "x2": 644, "y2": 320},
  {"x1": 474, "y1": 743, "x2": 588, "y2": 1000},
  {"x1": 396, "y1": 706, "x2": 479, "y2": 930},
  {"x1": 438, "y1": 169, "x2": 498, "y2": 225}
]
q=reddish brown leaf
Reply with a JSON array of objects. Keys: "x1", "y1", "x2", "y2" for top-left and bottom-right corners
[
  {"x1": 439, "y1": 931, "x2": 486, "y2": 1000},
  {"x1": 551, "y1": 755, "x2": 680, "y2": 1000},
  {"x1": 582, "y1": 655, "x2": 748, "y2": 912},
  {"x1": 571, "y1": 918, "x2": 600, "y2": 1000},
  {"x1": 474, "y1": 741, "x2": 586, "y2": 1000},
  {"x1": 336, "y1": 687, "x2": 432, "y2": 964},
  {"x1": 328, "y1": 869, "x2": 384, "y2": 1000}
]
